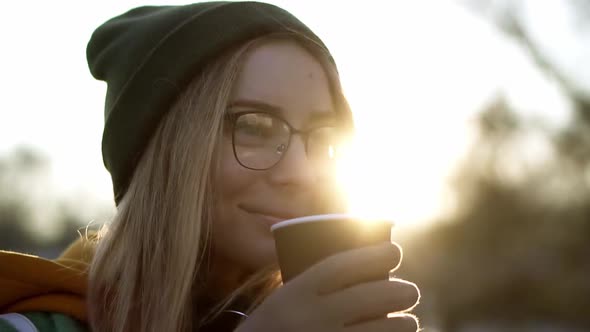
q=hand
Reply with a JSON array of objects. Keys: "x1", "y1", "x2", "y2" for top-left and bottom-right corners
[{"x1": 235, "y1": 242, "x2": 420, "y2": 332}]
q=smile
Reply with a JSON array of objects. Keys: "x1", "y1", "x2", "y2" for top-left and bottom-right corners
[{"x1": 239, "y1": 205, "x2": 296, "y2": 228}]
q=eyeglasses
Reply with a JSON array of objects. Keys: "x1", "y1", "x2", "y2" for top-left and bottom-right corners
[{"x1": 225, "y1": 111, "x2": 343, "y2": 170}]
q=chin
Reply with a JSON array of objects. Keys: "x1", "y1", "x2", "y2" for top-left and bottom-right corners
[
  {"x1": 240, "y1": 237, "x2": 279, "y2": 273},
  {"x1": 213, "y1": 208, "x2": 281, "y2": 275}
]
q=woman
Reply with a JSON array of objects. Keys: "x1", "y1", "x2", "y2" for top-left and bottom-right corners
[{"x1": 0, "y1": 2, "x2": 420, "y2": 331}]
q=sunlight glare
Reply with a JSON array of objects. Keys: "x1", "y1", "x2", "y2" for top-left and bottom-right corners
[{"x1": 332, "y1": 1, "x2": 497, "y2": 227}]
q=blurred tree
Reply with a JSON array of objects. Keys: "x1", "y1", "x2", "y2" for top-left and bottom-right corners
[
  {"x1": 399, "y1": 97, "x2": 590, "y2": 331},
  {"x1": 0, "y1": 147, "x2": 91, "y2": 257},
  {"x1": 0, "y1": 147, "x2": 48, "y2": 252},
  {"x1": 394, "y1": 2, "x2": 590, "y2": 331}
]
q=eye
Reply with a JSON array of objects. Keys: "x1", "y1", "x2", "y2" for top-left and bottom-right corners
[
  {"x1": 233, "y1": 113, "x2": 289, "y2": 146},
  {"x1": 237, "y1": 118, "x2": 273, "y2": 137}
]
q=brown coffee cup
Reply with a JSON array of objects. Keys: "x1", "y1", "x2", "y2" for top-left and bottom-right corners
[{"x1": 271, "y1": 214, "x2": 394, "y2": 282}]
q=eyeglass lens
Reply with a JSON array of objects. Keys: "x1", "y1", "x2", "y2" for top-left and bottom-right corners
[{"x1": 232, "y1": 112, "x2": 339, "y2": 170}]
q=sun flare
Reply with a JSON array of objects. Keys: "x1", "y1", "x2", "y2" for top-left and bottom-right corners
[{"x1": 335, "y1": 135, "x2": 454, "y2": 227}]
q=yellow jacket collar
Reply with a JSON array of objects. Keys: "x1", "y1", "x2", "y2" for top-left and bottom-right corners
[{"x1": 0, "y1": 234, "x2": 95, "y2": 322}]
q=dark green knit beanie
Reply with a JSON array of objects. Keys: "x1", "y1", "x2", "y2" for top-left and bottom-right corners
[{"x1": 87, "y1": 1, "x2": 334, "y2": 205}]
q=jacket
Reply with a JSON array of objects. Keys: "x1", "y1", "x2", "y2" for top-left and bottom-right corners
[
  {"x1": 0, "y1": 236, "x2": 92, "y2": 331},
  {"x1": 0, "y1": 235, "x2": 254, "y2": 331}
]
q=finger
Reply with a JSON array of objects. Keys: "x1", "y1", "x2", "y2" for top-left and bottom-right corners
[
  {"x1": 298, "y1": 241, "x2": 402, "y2": 294},
  {"x1": 324, "y1": 279, "x2": 420, "y2": 324},
  {"x1": 342, "y1": 314, "x2": 419, "y2": 332}
]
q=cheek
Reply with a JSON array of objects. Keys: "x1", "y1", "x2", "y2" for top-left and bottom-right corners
[
  {"x1": 211, "y1": 140, "x2": 276, "y2": 270},
  {"x1": 312, "y1": 175, "x2": 347, "y2": 214},
  {"x1": 217, "y1": 140, "x2": 252, "y2": 198},
  {"x1": 215, "y1": 138, "x2": 257, "y2": 228}
]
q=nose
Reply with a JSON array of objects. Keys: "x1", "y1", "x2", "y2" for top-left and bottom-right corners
[{"x1": 267, "y1": 135, "x2": 317, "y2": 190}]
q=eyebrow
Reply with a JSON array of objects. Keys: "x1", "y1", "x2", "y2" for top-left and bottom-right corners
[{"x1": 228, "y1": 99, "x2": 336, "y2": 124}]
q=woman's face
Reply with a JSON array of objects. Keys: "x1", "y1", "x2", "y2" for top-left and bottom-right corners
[{"x1": 212, "y1": 40, "x2": 339, "y2": 276}]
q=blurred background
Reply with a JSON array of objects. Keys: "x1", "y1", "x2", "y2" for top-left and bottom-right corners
[{"x1": 1, "y1": 0, "x2": 588, "y2": 331}]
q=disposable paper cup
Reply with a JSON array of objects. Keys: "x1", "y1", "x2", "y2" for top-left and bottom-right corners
[{"x1": 271, "y1": 214, "x2": 394, "y2": 282}]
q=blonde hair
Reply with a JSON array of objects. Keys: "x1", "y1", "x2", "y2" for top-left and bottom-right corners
[{"x1": 88, "y1": 33, "x2": 351, "y2": 332}]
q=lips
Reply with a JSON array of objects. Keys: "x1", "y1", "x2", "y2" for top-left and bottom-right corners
[{"x1": 239, "y1": 204, "x2": 299, "y2": 227}]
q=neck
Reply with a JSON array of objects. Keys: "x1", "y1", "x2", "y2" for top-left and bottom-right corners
[{"x1": 204, "y1": 252, "x2": 252, "y2": 301}]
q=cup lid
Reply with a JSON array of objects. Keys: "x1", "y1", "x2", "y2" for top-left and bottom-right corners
[{"x1": 270, "y1": 213, "x2": 394, "y2": 232}]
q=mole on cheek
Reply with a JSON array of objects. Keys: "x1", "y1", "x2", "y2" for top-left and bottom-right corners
[{"x1": 307, "y1": 72, "x2": 314, "y2": 79}]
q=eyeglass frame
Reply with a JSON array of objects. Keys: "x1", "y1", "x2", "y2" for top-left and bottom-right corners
[{"x1": 224, "y1": 110, "x2": 342, "y2": 171}]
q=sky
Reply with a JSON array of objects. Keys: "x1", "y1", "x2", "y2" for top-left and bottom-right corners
[{"x1": 0, "y1": 0, "x2": 583, "y2": 229}]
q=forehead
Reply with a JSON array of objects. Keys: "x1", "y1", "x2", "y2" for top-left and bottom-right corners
[{"x1": 230, "y1": 39, "x2": 334, "y2": 125}]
